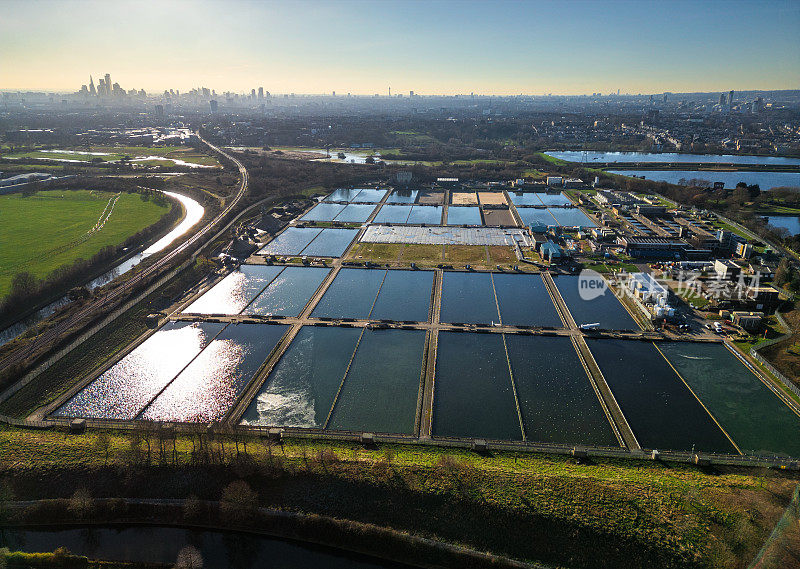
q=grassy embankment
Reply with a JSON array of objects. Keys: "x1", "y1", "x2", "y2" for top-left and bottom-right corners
[
  {"x1": 0, "y1": 424, "x2": 797, "y2": 569},
  {"x1": 0, "y1": 190, "x2": 170, "y2": 297}
]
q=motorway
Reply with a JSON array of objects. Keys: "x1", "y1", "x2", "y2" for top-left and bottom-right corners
[{"x1": 0, "y1": 134, "x2": 249, "y2": 380}]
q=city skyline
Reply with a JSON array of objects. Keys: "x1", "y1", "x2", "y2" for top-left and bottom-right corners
[{"x1": 1, "y1": 0, "x2": 799, "y2": 95}]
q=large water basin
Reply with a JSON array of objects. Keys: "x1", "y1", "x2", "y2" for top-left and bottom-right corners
[
  {"x1": 334, "y1": 203, "x2": 377, "y2": 222},
  {"x1": 352, "y1": 188, "x2": 389, "y2": 203},
  {"x1": 552, "y1": 275, "x2": 638, "y2": 330},
  {"x1": 139, "y1": 323, "x2": 289, "y2": 422},
  {"x1": 548, "y1": 208, "x2": 596, "y2": 227},
  {"x1": 324, "y1": 188, "x2": 363, "y2": 202},
  {"x1": 537, "y1": 193, "x2": 573, "y2": 206},
  {"x1": 328, "y1": 328, "x2": 426, "y2": 434},
  {"x1": 243, "y1": 266, "x2": 330, "y2": 317},
  {"x1": 53, "y1": 321, "x2": 226, "y2": 420},
  {"x1": 406, "y1": 205, "x2": 443, "y2": 224},
  {"x1": 311, "y1": 268, "x2": 386, "y2": 319},
  {"x1": 587, "y1": 339, "x2": 738, "y2": 453},
  {"x1": 432, "y1": 332, "x2": 522, "y2": 440},
  {"x1": 516, "y1": 208, "x2": 558, "y2": 227},
  {"x1": 301, "y1": 227, "x2": 359, "y2": 257},
  {"x1": 492, "y1": 272, "x2": 562, "y2": 327},
  {"x1": 547, "y1": 151, "x2": 800, "y2": 166},
  {"x1": 385, "y1": 189, "x2": 418, "y2": 203},
  {"x1": 765, "y1": 215, "x2": 800, "y2": 235},
  {"x1": 608, "y1": 170, "x2": 800, "y2": 191},
  {"x1": 373, "y1": 204, "x2": 412, "y2": 223},
  {"x1": 506, "y1": 335, "x2": 618, "y2": 446},
  {"x1": 258, "y1": 227, "x2": 322, "y2": 256},
  {"x1": 300, "y1": 202, "x2": 345, "y2": 222},
  {"x1": 182, "y1": 265, "x2": 284, "y2": 314},
  {"x1": 240, "y1": 326, "x2": 361, "y2": 428},
  {"x1": 659, "y1": 342, "x2": 800, "y2": 457},
  {"x1": 439, "y1": 271, "x2": 499, "y2": 325},
  {"x1": 446, "y1": 206, "x2": 482, "y2": 225},
  {"x1": 370, "y1": 269, "x2": 434, "y2": 322}
]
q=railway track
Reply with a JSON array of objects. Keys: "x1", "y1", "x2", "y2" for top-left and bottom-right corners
[{"x1": 0, "y1": 134, "x2": 248, "y2": 376}]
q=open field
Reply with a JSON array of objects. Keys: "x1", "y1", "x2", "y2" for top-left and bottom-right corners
[
  {"x1": 2, "y1": 145, "x2": 219, "y2": 167},
  {"x1": 0, "y1": 190, "x2": 170, "y2": 296},
  {"x1": 0, "y1": 424, "x2": 797, "y2": 569},
  {"x1": 444, "y1": 244, "x2": 489, "y2": 265}
]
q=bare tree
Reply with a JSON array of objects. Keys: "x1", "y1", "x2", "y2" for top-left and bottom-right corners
[{"x1": 174, "y1": 545, "x2": 203, "y2": 569}]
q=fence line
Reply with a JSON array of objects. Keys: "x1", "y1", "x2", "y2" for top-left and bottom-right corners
[{"x1": 750, "y1": 349, "x2": 800, "y2": 399}]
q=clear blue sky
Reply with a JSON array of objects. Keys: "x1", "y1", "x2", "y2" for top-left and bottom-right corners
[{"x1": 1, "y1": 0, "x2": 798, "y2": 94}]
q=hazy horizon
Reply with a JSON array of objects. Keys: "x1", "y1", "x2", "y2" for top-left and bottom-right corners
[{"x1": 2, "y1": 0, "x2": 799, "y2": 95}]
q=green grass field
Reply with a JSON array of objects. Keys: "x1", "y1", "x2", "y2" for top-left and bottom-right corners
[
  {"x1": 2, "y1": 145, "x2": 219, "y2": 167},
  {"x1": 0, "y1": 190, "x2": 170, "y2": 296}
]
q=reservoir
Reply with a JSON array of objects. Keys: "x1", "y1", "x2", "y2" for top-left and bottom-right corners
[
  {"x1": 183, "y1": 265, "x2": 284, "y2": 314},
  {"x1": 241, "y1": 326, "x2": 361, "y2": 428},
  {"x1": 54, "y1": 321, "x2": 226, "y2": 420},
  {"x1": 446, "y1": 206, "x2": 483, "y2": 225},
  {"x1": 373, "y1": 204, "x2": 412, "y2": 223},
  {"x1": 138, "y1": 323, "x2": 288, "y2": 423},
  {"x1": 547, "y1": 151, "x2": 800, "y2": 166},
  {"x1": 765, "y1": 215, "x2": 800, "y2": 235},
  {"x1": 328, "y1": 328, "x2": 426, "y2": 434},
  {"x1": 242, "y1": 266, "x2": 329, "y2": 317},
  {"x1": 552, "y1": 275, "x2": 637, "y2": 330},
  {"x1": 587, "y1": 339, "x2": 738, "y2": 453},
  {"x1": 506, "y1": 335, "x2": 618, "y2": 446},
  {"x1": 608, "y1": 170, "x2": 800, "y2": 191},
  {"x1": 432, "y1": 332, "x2": 522, "y2": 440},
  {"x1": 658, "y1": 342, "x2": 800, "y2": 457}
]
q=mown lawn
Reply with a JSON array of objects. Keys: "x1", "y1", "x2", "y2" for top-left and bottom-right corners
[{"x1": 0, "y1": 190, "x2": 169, "y2": 296}]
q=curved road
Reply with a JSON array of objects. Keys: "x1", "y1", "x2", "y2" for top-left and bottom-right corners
[{"x1": 0, "y1": 133, "x2": 248, "y2": 377}]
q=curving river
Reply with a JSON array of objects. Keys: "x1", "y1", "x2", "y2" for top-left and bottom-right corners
[{"x1": 0, "y1": 191, "x2": 204, "y2": 348}]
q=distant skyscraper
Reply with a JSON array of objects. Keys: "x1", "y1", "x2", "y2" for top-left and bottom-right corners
[
  {"x1": 729, "y1": 90, "x2": 734, "y2": 105},
  {"x1": 104, "y1": 74, "x2": 111, "y2": 96},
  {"x1": 719, "y1": 92, "x2": 727, "y2": 106},
  {"x1": 409, "y1": 90, "x2": 414, "y2": 97},
  {"x1": 209, "y1": 100, "x2": 218, "y2": 113},
  {"x1": 88, "y1": 76, "x2": 96, "y2": 96},
  {"x1": 258, "y1": 87, "x2": 263, "y2": 99}
]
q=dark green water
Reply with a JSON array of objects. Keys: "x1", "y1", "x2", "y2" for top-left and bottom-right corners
[
  {"x1": 370, "y1": 270, "x2": 434, "y2": 322},
  {"x1": 258, "y1": 227, "x2": 323, "y2": 255},
  {"x1": 506, "y1": 335, "x2": 618, "y2": 446},
  {"x1": 54, "y1": 321, "x2": 226, "y2": 421},
  {"x1": 493, "y1": 273, "x2": 562, "y2": 327},
  {"x1": 439, "y1": 271, "x2": 500, "y2": 325},
  {"x1": 446, "y1": 206, "x2": 482, "y2": 225},
  {"x1": 553, "y1": 275, "x2": 638, "y2": 330},
  {"x1": 432, "y1": 332, "x2": 522, "y2": 440},
  {"x1": 329, "y1": 329, "x2": 426, "y2": 434},
  {"x1": 1, "y1": 526, "x2": 409, "y2": 568},
  {"x1": 183, "y1": 265, "x2": 284, "y2": 314},
  {"x1": 659, "y1": 342, "x2": 800, "y2": 457},
  {"x1": 301, "y1": 202, "x2": 345, "y2": 222},
  {"x1": 587, "y1": 339, "x2": 737, "y2": 453},
  {"x1": 240, "y1": 326, "x2": 361, "y2": 428},
  {"x1": 302, "y1": 228, "x2": 359, "y2": 257},
  {"x1": 140, "y1": 323, "x2": 288, "y2": 423},
  {"x1": 311, "y1": 268, "x2": 385, "y2": 319},
  {"x1": 243, "y1": 266, "x2": 329, "y2": 316}
]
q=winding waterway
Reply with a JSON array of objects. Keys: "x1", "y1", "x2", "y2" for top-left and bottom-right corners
[{"x1": 0, "y1": 191, "x2": 204, "y2": 348}]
